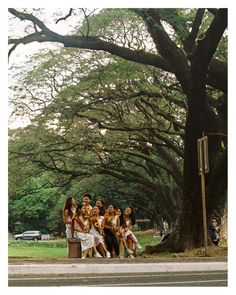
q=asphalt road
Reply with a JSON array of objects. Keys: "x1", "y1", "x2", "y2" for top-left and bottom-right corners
[
  {"x1": 8, "y1": 258, "x2": 227, "y2": 287},
  {"x1": 9, "y1": 271, "x2": 227, "y2": 287}
]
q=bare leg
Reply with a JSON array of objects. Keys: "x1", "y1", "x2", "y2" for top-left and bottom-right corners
[
  {"x1": 127, "y1": 236, "x2": 133, "y2": 250},
  {"x1": 119, "y1": 238, "x2": 123, "y2": 255},
  {"x1": 83, "y1": 249, "x2": 89, "y2": 257},
  {"x1": 93, "y1": 244, "x2": 98, "y2": 253},
  {"x1": 127, "y1": 233, "x2": 138, "y2": 244},
  {"x1": 122, "y1": 237, "x2": 130, "y2": 250},
  {"x1": 97, "y1": 243, "x2": 106, "y2": 256}
]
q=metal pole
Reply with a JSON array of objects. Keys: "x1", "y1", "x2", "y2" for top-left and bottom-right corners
[
  {"x1": 201, "y1": 171, "x2": 208, "y2": 256},
  {"x1": 201, "y1": 131, "x2": 208, "y2": 256}
]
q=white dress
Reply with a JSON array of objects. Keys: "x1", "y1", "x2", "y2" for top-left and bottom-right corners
[
  {"x1": 123, "y1": 219, "x2": 135, "y2": 239},
  {"x1": 111, "y1": 215, "x2": 119, "y2": 228},
  {"x1": 89, "y1": 216, "x2": 105, "y2": 246},
  {"x1": 74, "y1": 218, "x2": 95, "y2": 251},
  {"x1": 64, "y1": 208, "x2": 76, "y2": 238}
]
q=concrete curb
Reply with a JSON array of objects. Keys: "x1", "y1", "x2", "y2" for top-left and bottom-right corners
[{"x1": 9, "y1": 261, "x2": 227, "y2": 275}]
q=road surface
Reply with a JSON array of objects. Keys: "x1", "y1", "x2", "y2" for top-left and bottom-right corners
[
  {"x1": 9, "y1": 271, "x2": 227, "y2": 287},
  {"x1": 8, "y1": 260, "x2": 227, "y2": 287}
]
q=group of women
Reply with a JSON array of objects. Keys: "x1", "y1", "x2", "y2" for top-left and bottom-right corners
[{"x1": 62, "y1": 194, "x2": 142, "y2": 259}]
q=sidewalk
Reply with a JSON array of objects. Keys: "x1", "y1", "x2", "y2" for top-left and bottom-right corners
[{"x1": 9, "y1": 257, "x2": 227, "y2": 276}]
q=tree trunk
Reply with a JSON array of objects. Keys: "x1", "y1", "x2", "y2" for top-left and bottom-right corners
[{"x1": 219, "y1": 201, "x2": 227, "y2": 242}]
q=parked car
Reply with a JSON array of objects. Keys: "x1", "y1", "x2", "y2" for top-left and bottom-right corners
[{"x1": 14, "y1": 231, "x2": 42, "y2": 241}]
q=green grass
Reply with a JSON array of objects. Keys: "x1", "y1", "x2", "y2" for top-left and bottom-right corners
[
  {"x1": 136, "y1": 234, "x2": 160, "y2": 250},
  {"x1": 8, "y1": 239, "x2": 68, "y2": 258},
  {"x1": 8, "y1": 231, "x2": 227, "y2": 259},
  {"x1": 8, "y1": 231, "x2": 160, "y2": 259},
  {"x1": 8, "y1": 246, "x2": 67, "y2": 258}
]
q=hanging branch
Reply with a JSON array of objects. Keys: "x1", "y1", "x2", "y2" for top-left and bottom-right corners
[{"x1": 80, "y1": 8, "x2": 90, "y2": 36}]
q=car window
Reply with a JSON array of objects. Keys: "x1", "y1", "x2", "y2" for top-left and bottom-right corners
[{"x1": 23, "y1": 231, "x2": 41, "y2": 234}]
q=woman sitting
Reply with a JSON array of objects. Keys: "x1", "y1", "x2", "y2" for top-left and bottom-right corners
[
  {"x1": 72, "y1": 204, "x2": 102, "y2": 259},
  {"x1": 123, "y1": 206, "x2": 142, "y2": 253},
  {"x1": 116, "y1": 207, "x2": 134, "y2": 258},
  {"x1": 103, "y1": 204, "x2": 120, "y2": 258},
  {"x1": 89, "y1": 206, "x2": 111, "y2": 258}
]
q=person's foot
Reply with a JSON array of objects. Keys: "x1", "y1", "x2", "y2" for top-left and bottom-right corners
[
  {"x1": 127, "y1": 248, "x2": 133, "y2": 254},
  {"x1": 136, "y1": 243, "x2": 142, "y2": 249},
  {"x1": 106, "y1": 251, "x2": 111, "y2": 258},
  {"x1": 128, "y1": 254, "x2": 134, "y2": 258},
  {"x1": 94, "y1": 252, "x2": 103, "y2": 258},
  {"x1": 81, "y1": 256, "x2": 86, "y2": 259},
  {"x1": 118, "y1": 255, "x2": 124, "y2": 259}
]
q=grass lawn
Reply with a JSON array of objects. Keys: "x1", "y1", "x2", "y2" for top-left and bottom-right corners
[
  {"x1": 8, "y1": 229, "x2": 227, "y2": 259},
  {"x1": 8, "y1": 230, "x2": 159, "y2": 259},
  {"x1": 8, "y1": 245, "x2": 67, "y2": 258},
  {"x1": 8, "y1": 239, "x2": 68, "y2": 258}
]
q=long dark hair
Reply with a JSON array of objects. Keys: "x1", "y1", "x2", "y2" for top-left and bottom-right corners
[
  {"x1": 75, "y1": 204, "x2": 83, "y2": 216},
  {"x1": 72, "y1": 204, "x2": 84, "y2": 231},
  {"x1": 117, "y1": 207, "x2": 125, "y2": 226},
  {"x1": 126, "y1": 206, "x2": 136, "y2": 225},
  {"x1": 63, "y1": 197, "x2": 75, "y2": 218},
  {"x1": 96, "y1": 199, "x2": 105, "y2": 215},
  {"x1": 108, "y1": 203, "x2": 116, "y2": 212}
]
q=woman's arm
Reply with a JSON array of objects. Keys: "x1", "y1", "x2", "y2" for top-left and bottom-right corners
[
  {"x1": 73, "y1": 218, "x2": 86, "y2": 232},
  {"x1": 63, "y1": 209, "x2": 69, "y2": 224}
]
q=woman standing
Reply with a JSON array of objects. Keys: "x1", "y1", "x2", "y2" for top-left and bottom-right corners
[
  {"x1": 72, "y1": 204, "x2": 102, "y2": 259},
  {"x1": 103, "y1": 204, "x2": 119, "y2": 258},
  {"x1": 62, "y1": 197, "x2": 77, "y2": 239}
]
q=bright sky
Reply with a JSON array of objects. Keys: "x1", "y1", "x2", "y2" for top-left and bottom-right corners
[{"x1": 2, "y1": 0, "x2": 236, "y2": 293}]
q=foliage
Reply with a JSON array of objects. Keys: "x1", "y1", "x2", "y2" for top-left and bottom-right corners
[{"x1": 9, "y1": 188, "x2": 58, "y2": 234}]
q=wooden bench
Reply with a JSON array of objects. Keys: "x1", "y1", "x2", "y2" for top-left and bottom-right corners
[{"x1": 67, "y1": 238, "x2": 81, "y2": 258}]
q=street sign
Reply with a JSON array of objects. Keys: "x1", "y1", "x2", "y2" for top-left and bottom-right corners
[{"x1": 197, "y1": 136, "x2": 209, "y2": 175}]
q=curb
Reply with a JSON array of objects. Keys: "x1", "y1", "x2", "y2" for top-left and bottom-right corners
[{"x1": 9, "y1": 261, "x2": 227, "y2": 275}]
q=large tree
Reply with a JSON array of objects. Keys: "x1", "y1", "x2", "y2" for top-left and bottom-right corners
[{"x1": 8, "y1": 8, "x2": 227, "y2": 252}]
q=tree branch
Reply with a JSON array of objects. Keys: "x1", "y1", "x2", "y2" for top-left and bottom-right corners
[
  {"x1": 8, "y1": 8, "x2": 227, "y2": 93},
  {"x1": 193, "y1": 8, "x2": 227, "y2": 70},
  {"x1": 55, "y1": 8, "x2": 73, "y2": 24},
  {"x1": 136, "y1": 9, "x2": 190, "y2": 94},
  {"x1": 184, "y1": 9, "x2": 205, "y2": 54}
]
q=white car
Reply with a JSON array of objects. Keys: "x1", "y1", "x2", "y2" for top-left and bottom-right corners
[{"x1": 14, "y1": 231, "x2": 42, "y2": 241}]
